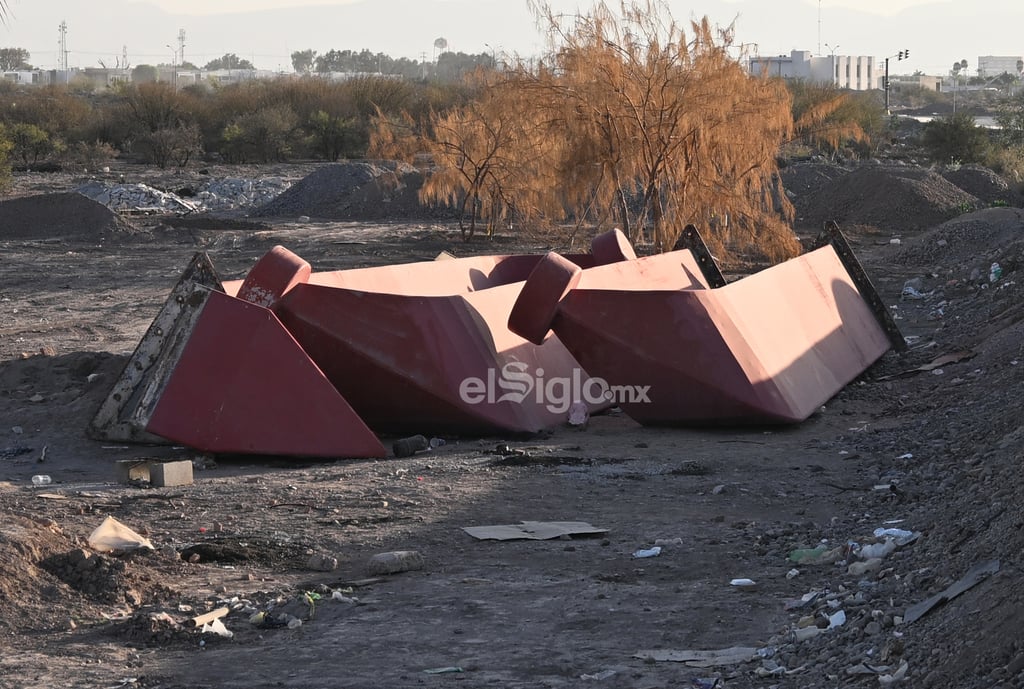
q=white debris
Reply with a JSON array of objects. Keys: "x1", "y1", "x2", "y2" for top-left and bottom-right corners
[
  {"x1": 75, "y1": 177, "x2": 290, "y2": 215},
  {"x1": 195, "y1": 177, "x2": 290, "y2": 211},
  {"x1": 76, "y1": 182, "x2": 199, "y2": 213}
]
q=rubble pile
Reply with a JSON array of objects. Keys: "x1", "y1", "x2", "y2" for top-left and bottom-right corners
[
  {"x1": 778, "y1": 158, "x2": 850, "y2": 199},
  {"x1": 194, "y1": 177, "x2": 290, "y2": 212},
  {"x1": 39, "y1": 548, "x2": 140, "y2": 605},
  {"x1": 0, "y1": 192, "x2": 144, "y2": 241},
  {"x1": 891, "y1": 206, "x2": 1024, "y2": 270},
  {"x1": 76, "y1": 181, "x2": 199, "y2": 214},
  {"x1": 252, "y1": 160, "x2": 448, "y2": 220},
  {"x1": 940, "y1": 164, "x2": 1021, "y2": 207},
  {"x1": 74, "y1": 177, "x2": 291, "y2": 215},
  {"x1": 0, "y1": 516, "x2": 122, "y2": 633},
  {"x1": 785, "y1": 161, "x2": 984, "y2": 234}
]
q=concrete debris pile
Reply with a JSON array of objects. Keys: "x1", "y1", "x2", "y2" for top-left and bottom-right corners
[
  {"x1": 76, "y1": 181, "x2": 199, "y2": 214},
  {"x1": 75, "y1": 177, "x2": 291, "y2": 215},
  {"x1": 194, "y1": 177, "x2": 290, "y2": 212}
]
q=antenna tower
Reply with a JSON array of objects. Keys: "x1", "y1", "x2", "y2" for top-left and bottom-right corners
[{"x1": 58, "y1": 20, "x2": 69, "y2": 70}]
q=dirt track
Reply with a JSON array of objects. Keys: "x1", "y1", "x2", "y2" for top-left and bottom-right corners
[{"x1": 2, "y1": 163, "x2": 1024, "y2": 689}]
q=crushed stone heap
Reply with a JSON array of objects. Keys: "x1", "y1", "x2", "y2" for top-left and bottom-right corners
[
  {"x1": 0, "y1": 192, "x2": 144, "y2": 241},
  {"x1": 252, "y1": 160, "x2": 448, "y2": 221},
  {"x1": 788, "y1": 162, "x2": 982, "y2": 234}
]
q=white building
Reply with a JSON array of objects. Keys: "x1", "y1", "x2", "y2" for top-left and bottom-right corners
[
  {"x1": 747, "y1": 50, "x2": 878, "y2": 91},
  {"x1": 1, "y1": 70, "x2": 42, "y2": 85},
  {"x1": 978, "y1": 56, "x2": 1023, "y2": 78}
]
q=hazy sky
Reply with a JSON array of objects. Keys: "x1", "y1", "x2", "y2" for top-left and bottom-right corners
[{"x1": 0, "y1": 0, "x2": 1020, "y2": 77}]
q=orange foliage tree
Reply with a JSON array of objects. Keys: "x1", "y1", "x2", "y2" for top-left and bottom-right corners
[
  {"x1": 787, "y1": 80, "x2": 873, "y2": 156},
  {"x1": 372, "y1": 0, "x2": 803, "y2": 260}
]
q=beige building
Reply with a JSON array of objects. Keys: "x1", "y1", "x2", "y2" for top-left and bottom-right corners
[{"x1": 888, "y1": 74, "x2": 942, "y2": 91}]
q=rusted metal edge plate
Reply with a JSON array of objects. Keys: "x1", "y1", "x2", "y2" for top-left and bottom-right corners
[
  {"x1": 87, "y1": 252, "x2": 224, "y2": 443},
  {"x1": 672, "y1": 224, "x2": 727, "y2": 288},
  {"x1": 814, "y1": 221, "x2": 907, "y2": 353}
]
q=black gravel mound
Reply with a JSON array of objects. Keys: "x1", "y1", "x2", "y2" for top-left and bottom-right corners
[
  {"x1": 252, "y1": 160, "x2": 455, "y2": 221},
  {"x1": 0, "y1": 192, "x2": 143, "y2": 241}
]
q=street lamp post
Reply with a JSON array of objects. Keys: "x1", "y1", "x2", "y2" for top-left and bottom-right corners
[
  {"x1": 166, "y1": 44, "x2": 178, "y2": 88},
  {"x1": 825, "y1": 43, "x2": 839, "y2": 86}
]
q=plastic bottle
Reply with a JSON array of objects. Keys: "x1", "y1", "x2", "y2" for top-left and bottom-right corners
[
  {"x1": 859, "y1": 538, "x2": 896, "y2": 560},
  {"x1": 990, "y1": 262, "x2": 1002, "y2": 283},
  {"x1": 31, "y1": 475, "x2": 52, "y2": 486},
  {"x1": 788, "y1": 545, "x2": 830, "y2": 564}
]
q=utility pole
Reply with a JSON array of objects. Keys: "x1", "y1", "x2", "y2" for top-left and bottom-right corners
[
  {"x1": 884, "y1": 58, "x2": 889, "y2": 111},
  {"x1": 166, "y1": 43, "x2": 178, "y2": 87},
  {"x1": 178, "y1": 29, "x2": 186, "y2": 67},
  {"x1": 817, "y1": 0, "x2": 821, "y2": 55}
]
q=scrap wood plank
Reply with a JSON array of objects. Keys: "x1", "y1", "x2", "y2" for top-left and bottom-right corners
[{"x1": 633, "y1": 647, "x2": 760, "y2": 667}]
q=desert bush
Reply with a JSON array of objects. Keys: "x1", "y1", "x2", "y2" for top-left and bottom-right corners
[
  {"x1": 64, "y1": 140, "x2": 119, "y2": 171},
  {"x1": 138, "y1": 124, "x2": 201, "y2": 169},
  {"x1": 892, "y1": 83, "x2": 944, "y2": 110},
  {"x1": 995, "y1": 91, "x2": 1024, "y2": 147},
  {"x1": 122, "y1": 81, "x2": 191, "y2": 133},
  {"x1": 920, "y1": 113, "x2": 992, "y2": 165},
  {"x1": 983, "y1": 145, "x2": 1024, "y2": 185},
  {"x1": 0, "y1": 123, "x2": 13, "y2": 189},
  {"x1": 8, "y1": 122, "x2": 63, "y2": 166},
  {"x1": 219, "y1": 105, "x2": 299, "y2": 162},
  {"x1": 0, "y1": 85, "x2": 92, "y2": 142},
  {"x1": 307, "y1": 110, "x2": 360, "y2": 161},
  {"x1": 117, "y1": 82, "x2": 201, "y2": 167}
]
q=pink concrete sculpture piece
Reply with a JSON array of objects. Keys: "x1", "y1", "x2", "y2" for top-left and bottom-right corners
[
  {"x1": 90, "y1": 230, "x2": 638, "y2": 458},
  {"x1": 508, "y1": 227, "x2": 899, "y2": 425}
]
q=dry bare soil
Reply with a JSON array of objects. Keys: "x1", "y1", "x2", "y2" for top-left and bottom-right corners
[{"x1": 1, "y1": 162, "x2": 1024, "y2": 689}]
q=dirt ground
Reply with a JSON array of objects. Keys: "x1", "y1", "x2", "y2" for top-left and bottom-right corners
[{"x1": 1, "y1": 162, "x2": 1024, "y2": 689}]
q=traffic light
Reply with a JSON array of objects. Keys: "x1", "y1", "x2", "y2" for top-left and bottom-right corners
[{"x1": 898, "y1": 50, "x2": 909, "y2": 61}]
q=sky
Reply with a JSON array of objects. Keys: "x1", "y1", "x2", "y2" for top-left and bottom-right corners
[{"x1": 0, "y1": 0, "x2": 1020, "y2": 77}]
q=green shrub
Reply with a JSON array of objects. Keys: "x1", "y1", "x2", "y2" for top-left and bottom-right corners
[{"x1": 920, "y1": 113, "x2": 992, "y2": 165}]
